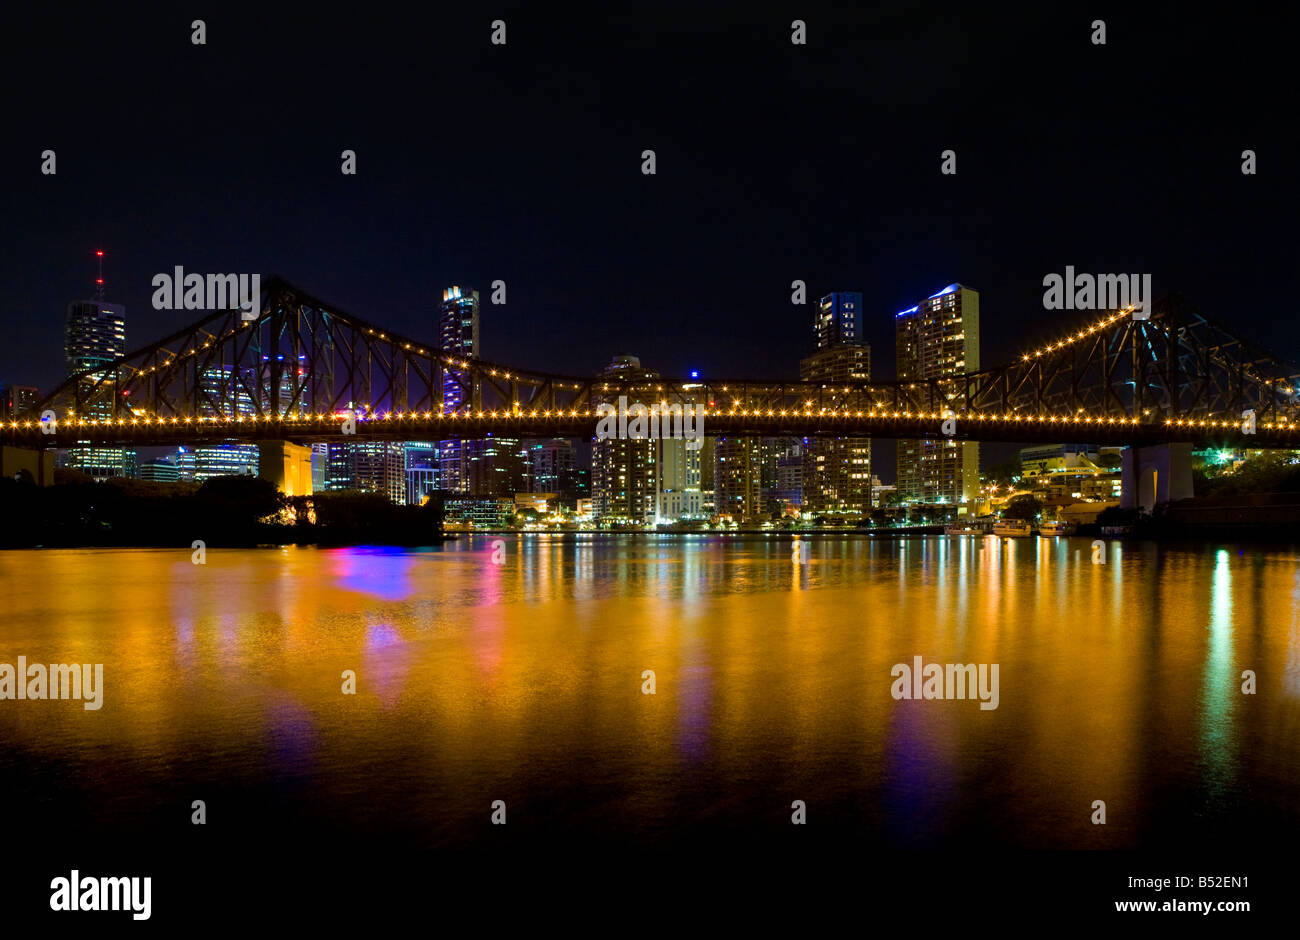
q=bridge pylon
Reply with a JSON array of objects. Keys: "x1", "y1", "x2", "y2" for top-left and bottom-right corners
[
  {"x1": 257, "y1": 440, "x2": 314, "y2": 497},
  {"x1": 1120, "y1": 443, "x2": 1194, "y2": 512}
]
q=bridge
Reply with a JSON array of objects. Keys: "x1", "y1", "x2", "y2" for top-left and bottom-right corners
[{"x1": 4, "y1": 277, "x2": 1299, "y2": 507}]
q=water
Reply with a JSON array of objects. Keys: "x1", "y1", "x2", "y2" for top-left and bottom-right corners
[{"x1": 2, "y1": 536, "x2": 1297, "y2": 913}]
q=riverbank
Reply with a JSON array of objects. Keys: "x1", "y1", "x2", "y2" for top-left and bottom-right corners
[{"x1": 0, "y1": 476, "x2": 448, "y2": 549}]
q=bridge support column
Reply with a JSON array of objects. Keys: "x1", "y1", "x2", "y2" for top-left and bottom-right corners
[
  {"x1": 1121, "y1": 443, "x2": 1193, "y2": 512},
  {"x1": 0, "y1": 446, "x2": 55, "y2": 486},
  {"x1": 257, "y1": 440, "x2": 314, "y2": 497}
]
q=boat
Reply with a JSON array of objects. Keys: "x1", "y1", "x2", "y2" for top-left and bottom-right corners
[
  {"x1": 944, "y1": 523, "x2": 983, "y2": 536},
  {"x1": 992, "y1": 519, "x2": 1033, "y2": 537},
  {"x1": 1037, "y1": 520, "x2": 1073, "y2": 536}
]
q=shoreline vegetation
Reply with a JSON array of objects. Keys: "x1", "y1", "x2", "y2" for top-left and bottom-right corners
[
  {"x1": 0, "y1": 474, "x2": 446, "y2": 549},
  {"x1": 2, "y1": 472, "x2": 1300, "y2": 549}
]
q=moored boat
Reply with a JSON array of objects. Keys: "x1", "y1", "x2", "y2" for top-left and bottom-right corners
[{"x1": 992, "y1": 519, "x2": 1033, "y2": 537}]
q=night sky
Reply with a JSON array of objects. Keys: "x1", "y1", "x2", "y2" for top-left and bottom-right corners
[{"x1": 2, "y1": 4, "x2": 1292, "y2": 467}]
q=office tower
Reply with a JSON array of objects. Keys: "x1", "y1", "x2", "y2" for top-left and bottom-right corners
[
  {"x1": 657, "y1": 434, "x2": 703, "y2": 522},
  {"x1": 755, "y1": 436, "x2": 796, "y2": 515},
  {"x1": 653, "y1": 377, "x2": 707, "y2": 523},
  {"x1": 191, "y1": 446, "x2": 258, "y2": 480},
  {"x1": 138, "y1": 457, "x2": 180, "y2": 483},
  {"x1": 530, "y1": 439, "x2": 575, "y2": 493},
  {"x1": 0, "y1": 385, "x2": 39, "y2": 420},
  {"x1": 190, "y1": 365, "x2": 259, "y2": 481},
  {"x1": 404, "y1": 441, "x2": 438, "y2": 505},
  {"x1": 64, "y1": 274, "x2": 135, "y2": 479},
  {"x1": 815, "y1": 292, "x2": 863, "y2": 349},
  {"x1": 895, "y1": 283, "x2": 981, "y2": 506},
  {"x1": 326, "y1": 441, "x2": 406, "y2": 503},
  {"x1": 463, "y1": 433, "x2": 527, "y2": 496},
  {"x1": 0, "y1": 385, "x2": 38, "y2": 421},
  {"x1": 799, "y1": 293, "x2": 872, "y2": 516},
  {"x1": 775, "y1": 443, "x2": 803, "y2": 509},
  {"x1": 591, "y1": 355, "x2": 659, "y2": 525},
  {"x1": 714, "y1": 436, "x2": 763, "y2": 521},
  {"x1": 438, "y1": 285, "x2": 480, "y2": 493},
  {"x1": 311, "y1": 444, "x2": 329, "y2": 492}
]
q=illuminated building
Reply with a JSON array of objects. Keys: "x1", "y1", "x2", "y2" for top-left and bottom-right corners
[
  {"x1": 775, "y1": 444, "x2": 803, "y2": 509},
  {"x1": 800, "y1": 295, "x2": 872, "y2": 515},
  {"x1": 591, "y1": 355, "x2": 658, "y2": 525},
  {"x1": 189, "y1": 365, "x2": 258, "y2": 481},
  {"x1": 815, "y1": 292, "x2": 863, "y2": 349},
  {"x1": 0, "y1": 385, "x2": 39, "y2": 420},
  {"x1": 714, "y1": 435, "x2": 762, "y2": 521},
  {"x1": 327, "y1": 441, "x2": 406, "y2": 503},
  {"x1": 656, "y1": 382, "x2": 707, "y2": 522},
  {"x1": 404, "y1": 441, "x2": 438, "y2": 505},
  {"x1": 64, "y1": 259, "x2": 135, "y2": 478},
  {"x1": 529, "y1": 439, "x2": 575, "y2": 493},
  {"x1": 138, "y1": 457, "x2": 180, "y2": 482},
  {"x1": 438, "y1": 285, "x2": 479, "y2": 493},
  {"x1": 896, "y1": 283, "x2": 980, "y2": 506},
  {"x1": 463, "y1": 433, "x2": 527, "y2": 496}
]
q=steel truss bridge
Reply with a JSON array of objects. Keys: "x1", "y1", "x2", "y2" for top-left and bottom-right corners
[{"x1": 6, "y1": 277, "x2": 1300, "y2": 449}]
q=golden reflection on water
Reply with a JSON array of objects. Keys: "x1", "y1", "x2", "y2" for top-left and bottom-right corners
[{"x1": 1, "y1": 536, "x2": 1297, "y2": 847}]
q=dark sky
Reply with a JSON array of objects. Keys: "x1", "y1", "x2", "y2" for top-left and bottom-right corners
[{"x1": 1, "y1": 3, "x2": 1293, "y2": 475}]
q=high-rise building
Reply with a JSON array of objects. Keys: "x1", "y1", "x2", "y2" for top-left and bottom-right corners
[
  {"x1": 189, "y1": 365, "x2": 259, "y2": 481},
  {"x1": 138, "y1": 457, "x2": 180, "y2": 483},
  {"x1": 657, "y1": 434, "x2": 704, "y2": 522},
  {"x1": 714, "y1": 436, "x2": 763, "y2": 521},
  {"x1": 530, "y1": 439, "x2": 575, "y2": 493},
  {"x1": 591, "y1": 355, "x2": 659, "y2": 525},
  {"x1": 64, "y1": 289, "x2": 135, "y2": 479},
  {"x1": 775, "y1": 443, "x2": 803, "y2": 509},
  {"x1": 0, "y1": 385, "x2": 39, "y2": 420},
  {"x1": 463, "y1": 434, "x2": 527, "y2": 496},
  {"x1": 895, "y1": 283, "x2": 981, "y2": 506},
  {"x1": 438, "y1": 285, "x2": 480, "y2": 493},
  {"x1": 800, "y1": 437, "x2": 871, "y2": 515},
  {"x1": 404, "y1": 441, "x2": 439, "y2": 505},
  {"x1": 800, "y1": 296, "x2": 872, "y2": 516},
  {"x1": 191, "y1": 445, "x2": 258, "y2": 480},
  {"x1": 327, "y1": 441, "x2": 406, "y2": 503},
  {"x1": 311, "y1": 443, "x2": 329, "y2": 493},
  {"x1": 815, "y1": 292, "x2": 863, "y2": 349}
]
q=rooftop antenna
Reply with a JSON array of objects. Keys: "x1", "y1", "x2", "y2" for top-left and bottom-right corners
[{"x1": 94, "y1": 249, "x2": 105, "y2": 301}]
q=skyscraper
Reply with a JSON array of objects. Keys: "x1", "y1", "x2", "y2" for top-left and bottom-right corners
[
  {"x1": 530, "y1": 439, "x2": 575, "y2": 494},
  {"x1": 188, "y1": 364, "x2": 259, "y2": 480},
  {"x1": 404, "y1": 441, "x2": 439, "y2": 505},
  {"x1": 0, "y1": 385, "x2": 39, "y2": 420},
  {"x1": 714, "y1": 436, "x2": 763, "y2": 521},
  {"x1": 439, "y1": 285, "x2": 479, "y2": 493},
  {"x1": 64, "y1": 257, "x2": 135, "y2": 479},
  {"x1": 895, "y1": 283, "x2": 981, "y2": 506},
  {"x1": 799, "y1": 292, "x2": 872, "y2": 517},
  {"x1": 815, "y1": 292, "x2": 863, "y2": 349},
  {"x1": 591, "y1": 355, "x2": 659, "y2": 525},
  {"x1": 327, "y1": 441, "x2": 406, "y2": 503}
]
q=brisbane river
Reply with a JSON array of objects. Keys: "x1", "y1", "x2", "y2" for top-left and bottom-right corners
[{"x1": 2, "y1": 535, "x2": 1298, "y2": 868}]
